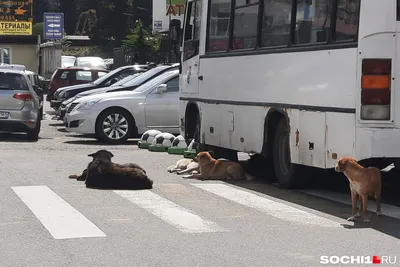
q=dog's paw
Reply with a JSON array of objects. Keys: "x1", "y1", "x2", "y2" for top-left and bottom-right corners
[
  {"x1": 182, "y1": 175, "x2": 191, "y2": 179},
  {"x1": 347, "y1": 216, "x2": 356, "y2": 221},
  {"x1": 376, "y1": 211, "x2": 382, "y2": 216},
  {"x1": 68, "y1": 174, "x2": 78, "y2": 179}
]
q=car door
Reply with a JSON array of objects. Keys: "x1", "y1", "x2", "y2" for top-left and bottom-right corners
[{"x1": 144, "y1": 75, "x2": 180, "y2": 130}]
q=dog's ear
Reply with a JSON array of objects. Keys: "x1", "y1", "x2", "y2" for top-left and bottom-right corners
[{"x1": 107, "y1": 151, "x2": 114, "y2": 158}]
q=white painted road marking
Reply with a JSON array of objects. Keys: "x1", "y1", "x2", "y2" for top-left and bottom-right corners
[
  {"x1": 300, "y1": 190, "x2": 400, "y2": 220},
  {"x1": 12, "y1": 186, "x2": 106, "y2": 239},
  {"x1": 114, "y1": 190, "x2": 228, "y2": 233},
  {"x1": 192, "y1": 183, "x2": 342, "y2": 227}
]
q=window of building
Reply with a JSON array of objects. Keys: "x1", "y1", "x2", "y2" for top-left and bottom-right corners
[
  {"x1": 207, "y1": 0, "x2": 231, "y2": 52},
  {"x1": 232, "y1": 1, "x2": 259, "y2": 50},
  {"x1": 294, "y1": 0, "x2": 333, "y2": 44},
  {"x1": 0, "y1": 48, "x2": 11, "y2": 64},
  {"x1": 261, "y1": 0, "x2": 292, "y2": 47},
  {"x1": 335, "y1": 0, "x2": 360, "y2": 41}
]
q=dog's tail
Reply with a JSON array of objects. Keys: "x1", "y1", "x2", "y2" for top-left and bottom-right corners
[{"x1": 69, "y1": 174, "x2": 79, "y2": 179}]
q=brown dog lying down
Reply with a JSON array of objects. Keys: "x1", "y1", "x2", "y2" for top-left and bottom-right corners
[
  {"x1": 69, "y1": 150, "x2": 153, "y2": 190},
  {"x1": 335, "y1": 156, "x2": 382, "y2": 222},
  {"x1": 182, "y1": 151, "x2": 248, "y2": 180}
]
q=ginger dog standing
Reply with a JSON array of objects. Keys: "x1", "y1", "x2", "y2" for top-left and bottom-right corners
[
  {"x1": 335, "y1": 157, "x2": 382, "y2": 222},
  {"x1": 182, "y1": 151, "x2": 247, "y2": 180}
]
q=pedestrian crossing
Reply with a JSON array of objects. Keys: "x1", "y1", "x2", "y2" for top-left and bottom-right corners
[{"x1": 8, "y1": 182, "x2": 351, "y2": 240}]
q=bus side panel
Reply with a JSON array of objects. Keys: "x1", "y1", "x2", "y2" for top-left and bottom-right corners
[
  {"x1": 217, "y1": 105, "x2": 266, "y2": 153},
  {"x1": 198, "y1": 50, "x2": 357, "y2": 110},
  {"x1": 296, "y1": 111, "x2": 326, "y2": 168},
  {"x1": 201, "y1": 103, "x2": 222, "y2": 147},
  {"x1": 325, "y1": 113, "x2": 356, "y2": 168}
]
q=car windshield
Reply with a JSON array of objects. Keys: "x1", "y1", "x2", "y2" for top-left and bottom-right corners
[
  {"x1": 123, "y1": 66, "x2": 173, "y2": 87},
  {"x1": 133, "y1": 70, "x2": 178, "y2": 93},
  {"x1": 112, "y1": 72, "x2": 143, "y2": 86},
  {"x1": 0, "y1": 73, "x2": 28, "y2": 90},
  {"x1": 93, "y1": 66, "x2": 131, "y2": 85}
]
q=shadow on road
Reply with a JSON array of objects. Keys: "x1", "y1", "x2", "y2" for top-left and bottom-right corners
[
  {"x1": 223, "y1": 178, "x2": 400, "y2": 239},
  {"x1": 57, "y1": 128, "x2": 68, "y2": 133},
  {"x1": 63, "y1": 140, "x2": 139, "y2": 146},
  {"x1": 0, "y1": 133, "x2": 53, "y2": 143},
  {"x1": 226, "y1": 156, "x2": 400, "y2": 239},
  {"x1": 48, "y1": 123, "x2": 64, "y2": 127}
]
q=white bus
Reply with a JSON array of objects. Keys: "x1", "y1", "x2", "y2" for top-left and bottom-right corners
[{"x1": 170, "y1": 0, "x2": 400, "y2": 188}]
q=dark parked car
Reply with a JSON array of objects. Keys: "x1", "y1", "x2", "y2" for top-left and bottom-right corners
[
  {"x1": 50, "y1": 65, "x2": 147, "y2": 110},
  {"x1": 46, "y1": 67, "x2": 109, "y2": 101}
]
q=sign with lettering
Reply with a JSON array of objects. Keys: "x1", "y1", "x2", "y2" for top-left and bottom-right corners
[
  {"x1": 166, "y1": 0, "x2": 185, "y2": 16},
  {"x1": 43, "y1": 12, "x2": 64, "y2": 40},
  {"x1": 0, "y1": 21, "x2": 32, "y2": 35},
  {"x1": 0, "y1": 0, "x2": 33, "y2": 22}
]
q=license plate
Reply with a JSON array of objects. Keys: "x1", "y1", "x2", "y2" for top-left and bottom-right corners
[{"x1": 0, "y1": 112, "x2": 9, "y2": 119}]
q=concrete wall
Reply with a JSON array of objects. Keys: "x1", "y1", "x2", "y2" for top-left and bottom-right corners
[{"x1": 2, "y1": 44, "x2": 39, "y2": 73}]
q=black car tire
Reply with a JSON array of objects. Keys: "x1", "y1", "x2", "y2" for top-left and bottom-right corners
[
  {"x1": 95, "y1": 108, "x2": 133, "y2": 144},
  {"x1": 26, "y1": 117, "x2": 41, "y2": 141}
]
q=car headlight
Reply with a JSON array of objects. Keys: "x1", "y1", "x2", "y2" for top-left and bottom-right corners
[{"x1": 75, "y1": 98, "x2": 102, "y2": 111}]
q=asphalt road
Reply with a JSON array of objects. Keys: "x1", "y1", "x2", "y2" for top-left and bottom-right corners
[{"x1": 0, "y1": 102, "x2": 399, "y2": 267}]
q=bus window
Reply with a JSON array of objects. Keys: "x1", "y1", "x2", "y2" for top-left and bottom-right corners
[
  {"x1": 335, "y1": 0, "x2": 360, "y2": 41},
  {"x1": 183, "y1": 0, "x2": 201, "y2": 61},
  {"x1": 232, "y1": 1, "x2": 259, "y2": 50},
  {"x1": 294, "y1": 0, "x2": 332, "y2": 44},
  {"x1": 261, "y1": 0, "x2": 292, "y2": 47},
  {"x1": 207, "y1": 0, "x2": 231, "y2": 52}
]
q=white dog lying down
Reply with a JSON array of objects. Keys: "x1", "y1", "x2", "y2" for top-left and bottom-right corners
[
  {"x1": 167, "y1": 158, "x2": 200, "y2": 175},
  {"x1": 167, "y1": 157, "x2": 254, "y2": 178}
]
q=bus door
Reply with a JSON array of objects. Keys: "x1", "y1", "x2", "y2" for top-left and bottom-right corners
[{"x1": 181, "y1": 0, "x2": 201, "y2": 94}]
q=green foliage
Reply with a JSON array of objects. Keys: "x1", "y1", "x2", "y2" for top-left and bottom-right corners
[
  {"x1": 32, "y1": 23, "x2": 44, "y2": 41},
  {"x1": 122, "y1": 20, "x2": 160, "y2": 63}
]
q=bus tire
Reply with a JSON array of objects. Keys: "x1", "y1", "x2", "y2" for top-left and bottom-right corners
[{"x1": 273, "y1": 118, "x2": 297, "y2": 189}]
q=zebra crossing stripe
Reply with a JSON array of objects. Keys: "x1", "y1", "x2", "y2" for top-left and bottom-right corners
[
  {"x1": 114, "y1": 190, "x2": 228, "y2": 233},
  {"x1": 12, "y1": 186, "x2": 106, "y2": 239},
  {"x1": 192, "y1": 183, "x2": 341, "y2": 227}
]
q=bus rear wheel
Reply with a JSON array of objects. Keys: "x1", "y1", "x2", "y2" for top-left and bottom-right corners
[{"x1": 273, "y1": 119, "x2": 297, "y2": 189}]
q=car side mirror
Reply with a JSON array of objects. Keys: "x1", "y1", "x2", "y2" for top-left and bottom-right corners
[{"x1": 156, "y1": 84, "x2": 167, "y2": 94}]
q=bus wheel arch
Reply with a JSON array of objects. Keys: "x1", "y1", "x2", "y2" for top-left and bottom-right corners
[
  {"x1": 263, "y1": 109, "x2": 298, "y2": 189},
  {"x1": 184, "y1": 102, "x2": 201, "y2": 145}
]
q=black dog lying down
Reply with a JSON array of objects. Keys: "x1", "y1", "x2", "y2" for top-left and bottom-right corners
[{"x1": 69, "y1": 150, "x2": 153, "y2": 190}]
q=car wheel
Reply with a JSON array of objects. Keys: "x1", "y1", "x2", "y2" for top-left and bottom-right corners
[
  {"x1": 272, "y1": 118, "x2": 297, "y2": 189},
  {"x1": 26, "y1": 117, "x2": 41, "y2": 141},
  {"x1": 95, "y1": 108, "x2": 133, "y2": 144},
  {"x1": 39, "y1": 107, "x2": 43, "y2": 120}
]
